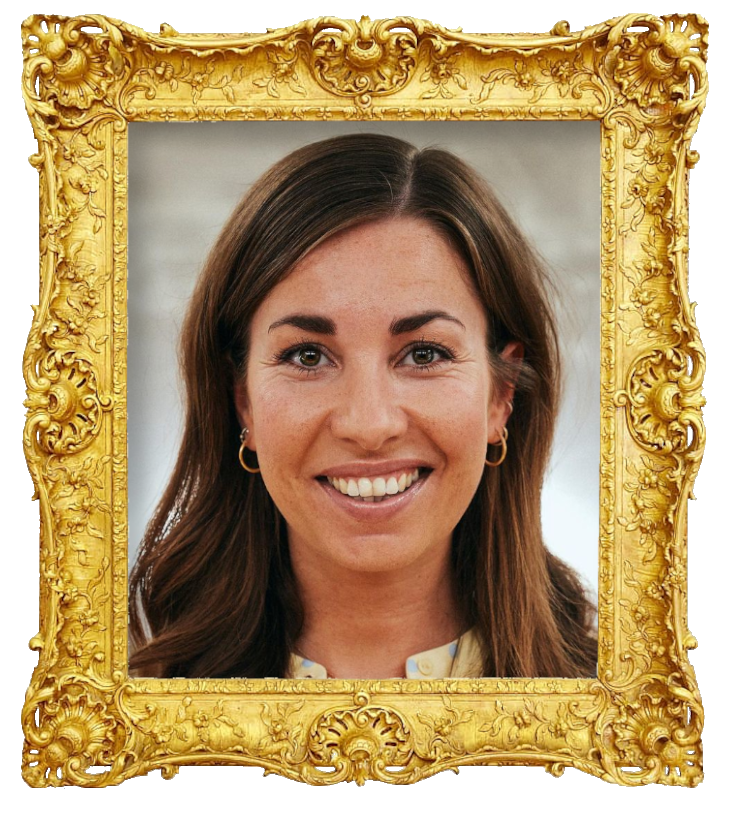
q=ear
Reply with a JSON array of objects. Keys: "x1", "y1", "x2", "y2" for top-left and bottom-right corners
[
  {"x1": 487, "y1": 341, "x2": 524, "y2": 444},
  {"x1": 234, "y1": 378, "x2": 256, "y2": 451}
]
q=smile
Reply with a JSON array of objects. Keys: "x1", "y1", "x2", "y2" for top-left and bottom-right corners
[
  {"x1": 327, "y1": 468, "x2": 420, "y2": 502},
  {"x1": 315, "y1": 468, "x2": 432, "y2": 517}
]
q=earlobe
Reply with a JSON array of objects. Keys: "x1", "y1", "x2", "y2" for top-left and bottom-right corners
[
  {"x1": 485, "y1": 426, "x2": 508, "y2": 467},
  {"x1": 487, "y1": 402, "x2": 512, "y2": 446},
  {"x1": 233, "y1": 380, "x2": 255, "y2": 450},
  {"x1": 487, "y1": 341, "x2": 523, "y2": 444}
]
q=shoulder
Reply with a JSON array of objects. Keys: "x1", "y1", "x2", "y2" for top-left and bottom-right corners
[{"x1": 450, "y1": 629, "x2": 485, "y2": 678}]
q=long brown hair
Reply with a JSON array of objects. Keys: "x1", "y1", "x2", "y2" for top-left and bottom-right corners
[{"x1": 129, "y1": 133, "x2": 597, "y2": 678}]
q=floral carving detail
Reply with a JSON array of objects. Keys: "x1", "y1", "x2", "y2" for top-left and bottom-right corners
[
  {"x1": 615, "y1": 560, "x2": 673, "y2": 675},
  {"x1": 417, "y1": 695, "x2": 473, "y2": 755},
  {"x1": 540, "y1": 55, "x2": 581, "y2": 94},
  {"x1": 611, "y1": 688, "x2": 702, "y2": 785},
  {"x1": 311, "y1": 16, "x2": 418, "y2": 103},
  {"x1": 618, "y1": 220, "x2": 678, "y2": 346},
  {"x1": 47, "y1": 455, "x2": 111, "y2": 566},
  {"x1": 130, "y1": 703, "x2": 175, "y2": 747},
  {"x1": 35, "y1": 132, "x2": 109, "y2": 239},
  {"x1": 254, "y1": 51, "x2": 306, "y2": 98},
  {"x1": 480, "y1": 699, "x2": 546, "y2": 747},
  {"x1": 130, "y1": 57, "x2": 245, "y2": 105},
  {"x1": 22, "y1": 453, "x2": 114, "y2": 671},
  {"x1": 308, "y1": 692, "x2": 415, "y2": 784},
  {"x1": 420, "y1": 52, "x2": 467, "y2": 99},
  {"x1": 259, "y1": 701, "x2": 306, "y2": 758},
  {"x1": 173, "y1": 697, "x2": 246, "y2": 749},
  {"x1": 614, "y1": 16, "x2": 708, "y2": 108},
  {"x1": 621, "y1": 171, "x2": 673, "y2": 235},
  {"x1": 23, "y1": 685, "x2": 119, "y2": 786},
  {"x1": 47, "y1": 242, "x2": 109, "y2": 352},
  {"x1": 25, "y1": 351, "x2": 109, "y2": 454},
  {"x1": 629, "y1": 131, "x2": 674, "y2": 174},
  {"x1": 478, "y1": 51, "x2": 594, "y2": 105},
  {"x1": 22, "y1": 17, "x2": 126, "y2": 112},
  {"x1": 153, "y1": 61, "x2": 176, "y2": 88},
  {"x1": 617, "y1": 349, "x2": 705, "y2": 454},
  {"x1": 549, "y1": 708, "x2": 571, "y2": 741}
]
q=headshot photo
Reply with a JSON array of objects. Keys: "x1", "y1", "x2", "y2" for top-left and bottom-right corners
[{"x1": 126, "y1": 122, "x2": 601, "y2": 680}]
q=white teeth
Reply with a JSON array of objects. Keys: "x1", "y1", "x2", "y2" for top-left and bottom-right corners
[
  {"x1": 327, "y1": 468, "x2": 421, "y2": 500},
  {"x1": 358, "y1": 477, "x2": 373, "y2": 497}
]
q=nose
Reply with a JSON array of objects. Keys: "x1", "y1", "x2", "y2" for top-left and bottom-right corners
[{"x1": 330, "y1": 362, "x2": 408, "y2": 451}]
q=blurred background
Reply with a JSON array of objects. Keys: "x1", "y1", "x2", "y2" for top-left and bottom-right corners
[{"x1": 128, "y1": 120, "x2": 602, "y2": 595}]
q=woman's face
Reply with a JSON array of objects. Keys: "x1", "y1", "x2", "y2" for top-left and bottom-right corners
[{"x1": 236, "y1": 217, "x2": 516, "y2": 578}]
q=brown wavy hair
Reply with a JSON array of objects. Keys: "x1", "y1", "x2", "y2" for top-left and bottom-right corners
[{"x1": 129, "y1": 133, "x2": 597, "y2": 679}]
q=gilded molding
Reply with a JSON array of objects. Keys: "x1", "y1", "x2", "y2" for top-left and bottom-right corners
[{"x1": 20, "y1": 13, "x2": 708, "y2": 787}]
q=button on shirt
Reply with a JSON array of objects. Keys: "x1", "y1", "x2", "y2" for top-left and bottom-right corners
[{"x1": 288, "y1": 629, "x2": 484, "y2": 679}]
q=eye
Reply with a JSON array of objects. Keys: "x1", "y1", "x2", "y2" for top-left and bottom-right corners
[
  {"x1": 409, "y1": 347, "x2": 437, "y2": 365},
  {"x1": 295, "y1": 347, "x2": 323, "y2": 367},
  {"x1": 274, "y1": 343, "x2": 332, "y2": 374},
  {"x1": 399, "y1": 342, "x2": 455, "y2": 370}
]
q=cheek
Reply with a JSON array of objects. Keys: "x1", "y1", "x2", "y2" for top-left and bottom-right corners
[
  {"x1": 249, "y1": 384, "x2": 322, "y2": 483},
  {"x1": 421, "y1": 380, "x2": 490, "y2": 439},
  {"x1": 255, "y1": 405, "x2": 298, "y2": 449},
  {"x1": 415, "y1": 396, "x2": 489, "y2": 506}
]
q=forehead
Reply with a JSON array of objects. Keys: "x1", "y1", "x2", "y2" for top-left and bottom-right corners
[{"x1": 253, "y1": 217, "x2": 486, "y2": 328}]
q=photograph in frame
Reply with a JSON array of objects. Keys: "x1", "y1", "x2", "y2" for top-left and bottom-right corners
[
  {"x1": 19, "y1": 10, "x2": 707, "y2": 787},
  {"x1": 126, "y1": 119, "x2": 602, "y2": 680}
]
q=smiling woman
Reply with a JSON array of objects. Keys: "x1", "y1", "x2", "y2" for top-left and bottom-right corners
[{"x1": 128, "y1": 133, "x2": 598, "y2": 679}]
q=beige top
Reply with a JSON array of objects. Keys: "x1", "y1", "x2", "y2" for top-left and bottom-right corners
[{"x1": 287, "y1": 629, "x2": 484, "y2": 679}]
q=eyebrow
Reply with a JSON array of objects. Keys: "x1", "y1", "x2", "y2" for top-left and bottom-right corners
[
  {"x1": 268, "y1": 314, "x2": 336, "y2": 335},
  {"x1": 267, "y1": 310, "x2": 465, "y2": 336},
  {"x1": 389, "y1": 310, "x2": 465, "y2": 335}
]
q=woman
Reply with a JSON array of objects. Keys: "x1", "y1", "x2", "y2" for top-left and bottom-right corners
[{"x1": 129, "y1": 133, "x2": 597, "y2": 679}]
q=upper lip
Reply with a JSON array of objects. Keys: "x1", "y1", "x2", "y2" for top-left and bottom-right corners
[{"x1": 316, "y1": 459, "x2": 433, "y2": 479}]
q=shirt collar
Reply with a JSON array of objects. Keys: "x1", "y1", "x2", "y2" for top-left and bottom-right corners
[{"x1": 287, "y1": 629, "x2": 482, "y2": 679}]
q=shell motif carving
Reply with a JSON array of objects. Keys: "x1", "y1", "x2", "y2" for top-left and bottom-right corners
[
  {"x1": 613, "y1": 15, "x2": 708, "y2": 109},
  {"x1": 307, "y1": 692, "x2": 416, "y2": 784},
  {"x1": 22, "y1": 681, "x2": 123, "y2": 787},
  {"x1": 617, "y1": 348, "x2": 705, "y2": 454},
  {"x1": 26, "y1": 350, "x2": 108, "y2": 455},
  {"x1": 607, "y1": 686, "x2": 702, "y2": 786},
  {"x1": 22, "y1": 16, "x2": 127, "y2": 113},
  {"x1": 310, "y1": 16, "x2": 418, "y2": 103}
]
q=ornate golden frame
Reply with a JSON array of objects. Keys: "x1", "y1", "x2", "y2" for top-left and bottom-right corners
[{"x1": 20, "y1": 13, "x2": 707, "y2": 787}]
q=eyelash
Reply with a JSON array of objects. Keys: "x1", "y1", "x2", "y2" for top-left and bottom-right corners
[{"x1": 273, "y1": 339, "x2": 458, "y2": 377}]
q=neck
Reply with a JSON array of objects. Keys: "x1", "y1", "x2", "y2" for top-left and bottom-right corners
[{"x1": 291, "y1": 542, "x2": 463, "y2": 678}]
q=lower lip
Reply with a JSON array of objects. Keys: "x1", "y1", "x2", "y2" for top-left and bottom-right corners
[{"x1": 315, "y1": 471, "x2": 431, "y2": 522}]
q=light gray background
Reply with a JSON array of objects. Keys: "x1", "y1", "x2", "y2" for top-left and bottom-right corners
[{"x1": 127, "y1": 120, "x2": 601, "y2": 598}]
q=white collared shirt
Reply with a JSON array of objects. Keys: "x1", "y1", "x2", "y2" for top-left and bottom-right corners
[{"x1": 287, "y1": 629, "x2": 484, "y2": 679}]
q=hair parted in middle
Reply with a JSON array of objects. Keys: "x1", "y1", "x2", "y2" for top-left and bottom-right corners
[{"x1": 129, "y1": 132, "x2": 597, "y2": 679}]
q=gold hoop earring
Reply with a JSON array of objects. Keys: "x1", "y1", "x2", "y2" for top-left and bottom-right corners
[
  {"x1": 485, "y1": 426, "x2": 508, "y2": 467},
  {"x1": 238, "y1": 428, "x2": 260, "y2": 474}
]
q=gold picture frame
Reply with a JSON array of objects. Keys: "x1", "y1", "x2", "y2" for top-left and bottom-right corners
[{"x1": 20, "y1": 12, "x2": 707, "y2": 787}]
